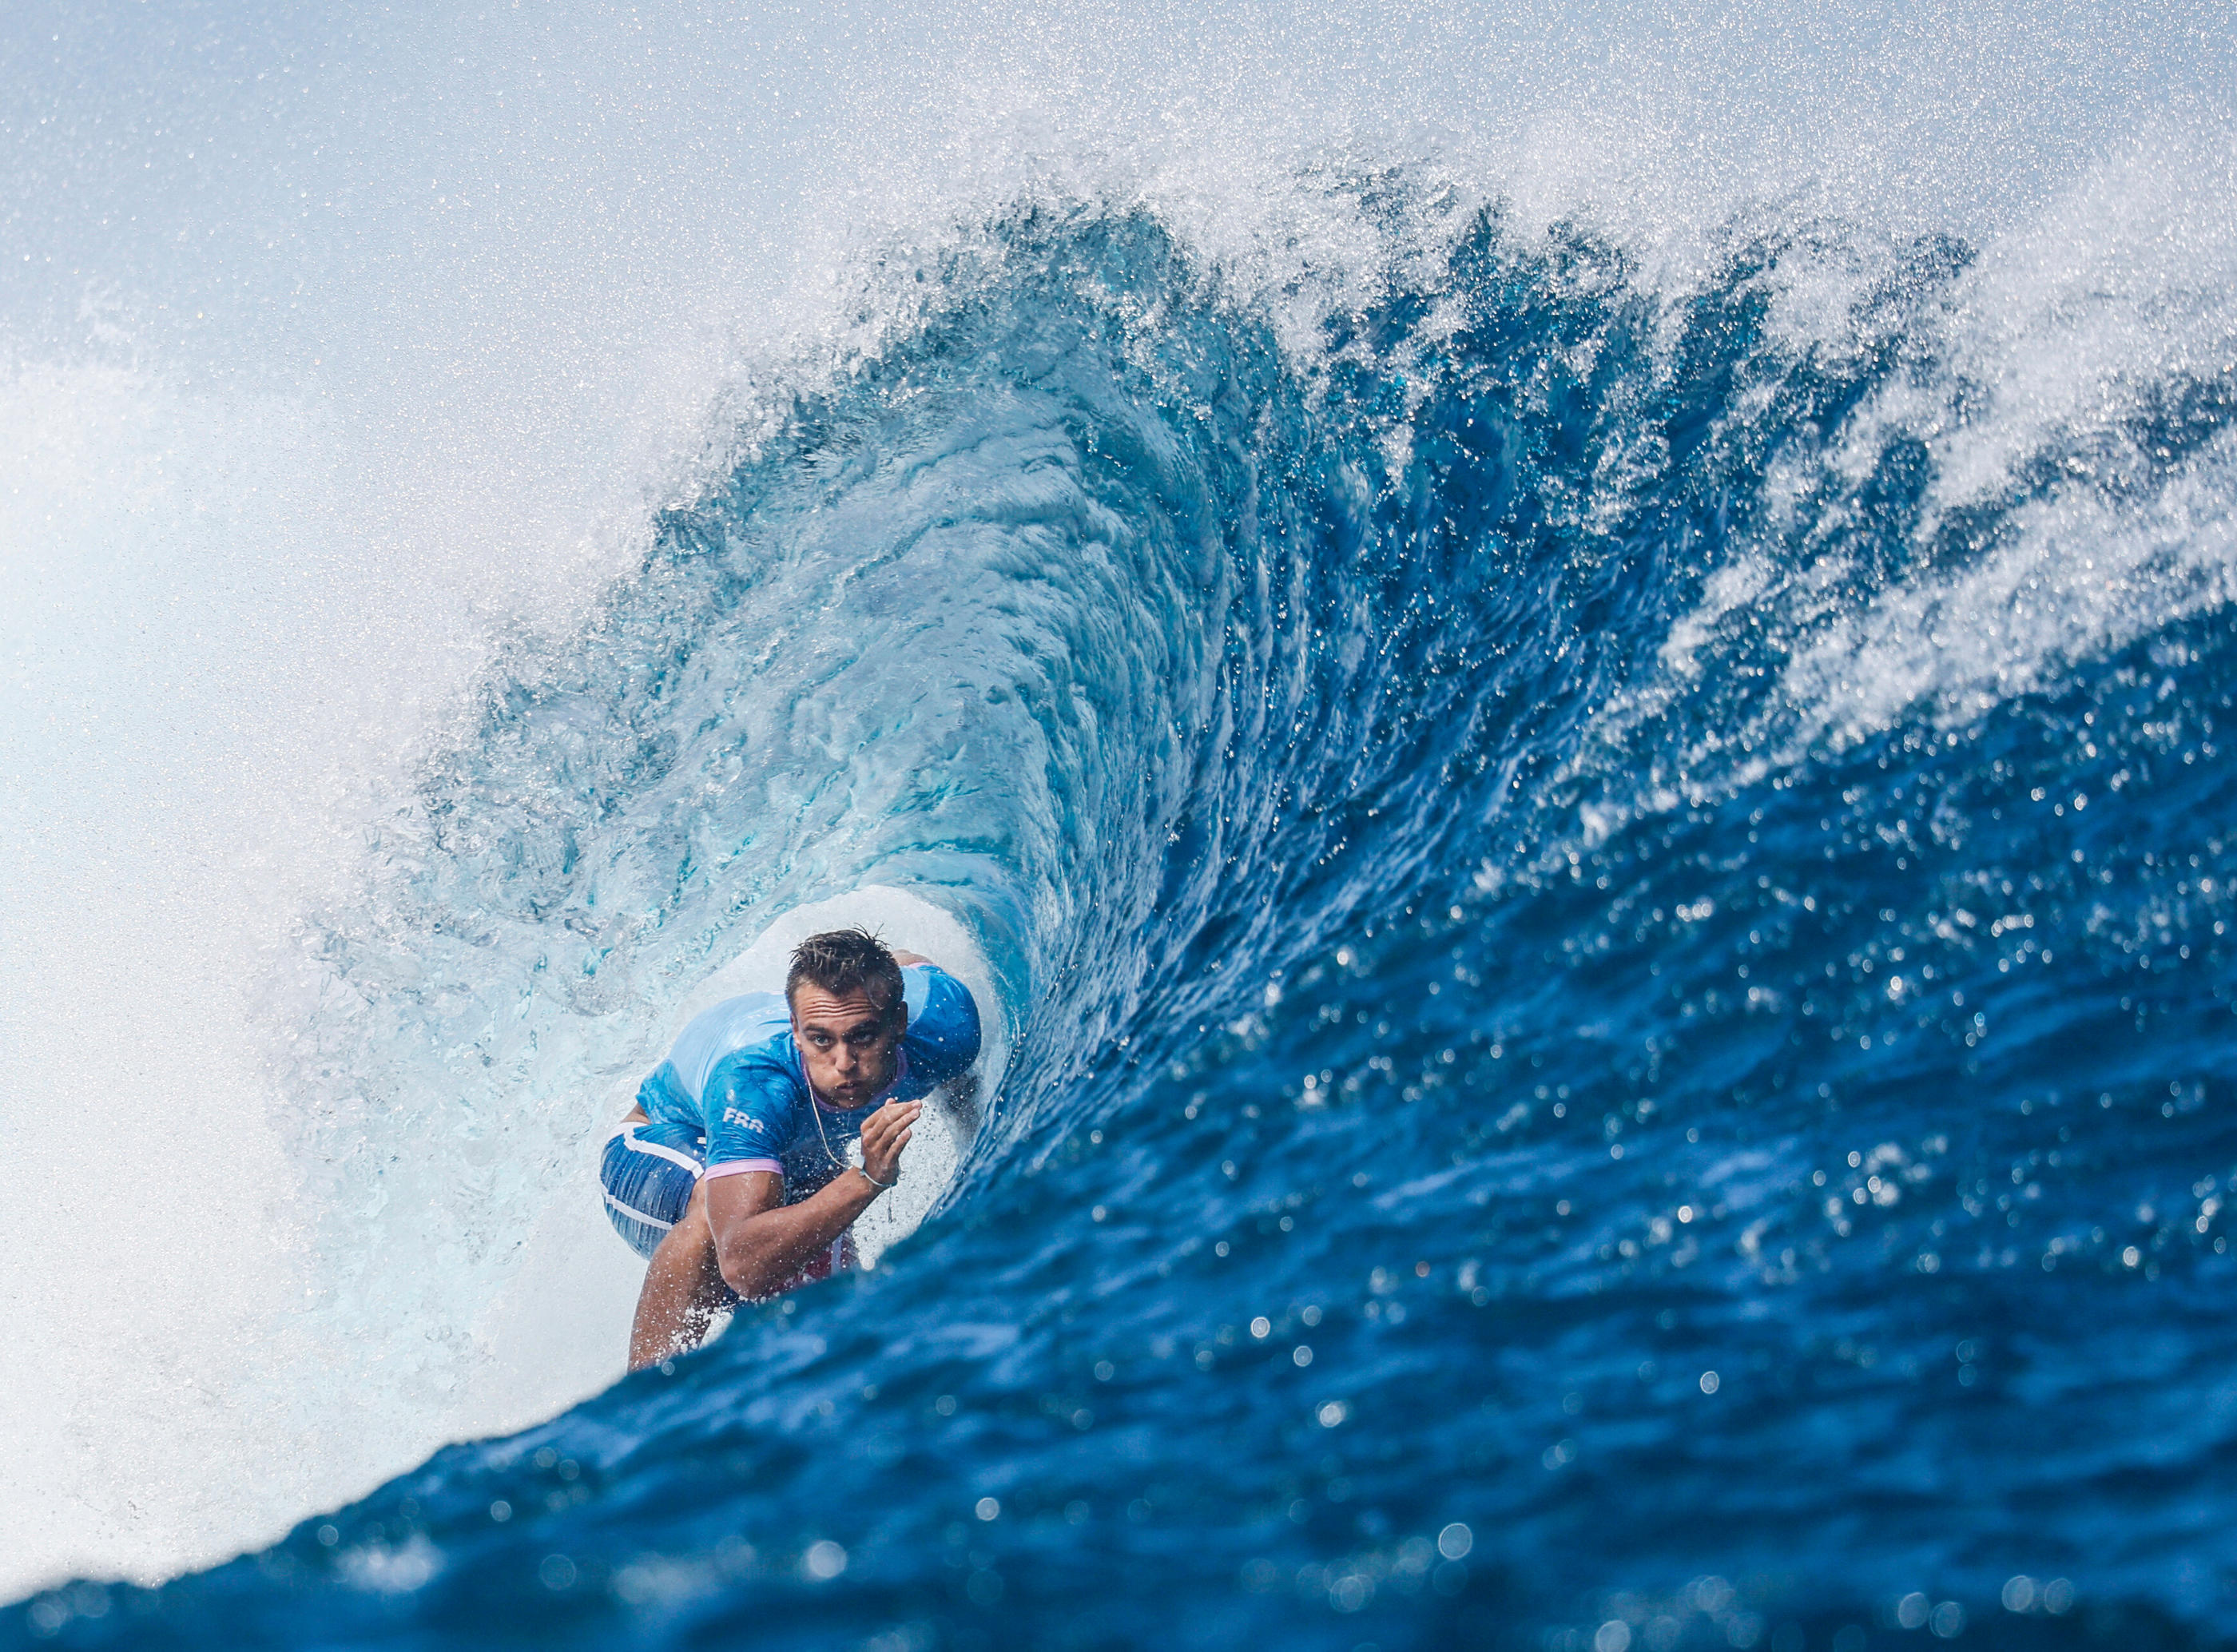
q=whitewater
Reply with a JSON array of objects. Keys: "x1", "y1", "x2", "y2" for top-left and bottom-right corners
[{"x1": 4, "y1": 1, "x2": 2235, "y2": 1646}]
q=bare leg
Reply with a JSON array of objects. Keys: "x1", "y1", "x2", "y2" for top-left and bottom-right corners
[{"x1": 627, "y1": 1178, "x2": 734, "y2": 1372}]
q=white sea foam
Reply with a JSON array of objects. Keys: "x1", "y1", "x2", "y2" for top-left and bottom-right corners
[
  {"x1": 1556, "y1": 117, "x2": 2237, "y2": 833},
  {"x1": 1784, "y1": 127, "x2": 2237, "y2": 746}
]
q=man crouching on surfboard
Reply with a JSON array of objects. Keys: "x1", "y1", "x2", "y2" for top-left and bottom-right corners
[{"x1": 600, "y1": 927, "x2": 981, "y2": 1370}]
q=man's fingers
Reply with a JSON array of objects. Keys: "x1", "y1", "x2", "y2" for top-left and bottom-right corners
[
  {"x1": 859, "y1": 1101, "x2": 922, "y2": 1184},
  {"x1": 865, "y1": 1104, "x2": 922, "y2": 1142},
  {"x1": 864, "y1": 1103, "x2": 920, "y2": 1146}
]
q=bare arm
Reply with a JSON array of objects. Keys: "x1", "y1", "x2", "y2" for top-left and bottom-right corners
[{"x1": 705, "y1": 1098, "x2": 921, "y2": 1298}]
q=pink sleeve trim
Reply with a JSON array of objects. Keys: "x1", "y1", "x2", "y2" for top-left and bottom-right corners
[{"x1": 702, "y1": 1157, "x2": 782, "y2": 1181}]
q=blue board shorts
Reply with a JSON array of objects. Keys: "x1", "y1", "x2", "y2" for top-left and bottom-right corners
[{"x1": 600, "y1": 1118, "x2": 706, "y2": 1259}]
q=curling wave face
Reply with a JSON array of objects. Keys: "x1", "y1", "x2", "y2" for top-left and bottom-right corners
[{"x1": 20, "y1": 173, "x2": 2237, "y2": 1649}]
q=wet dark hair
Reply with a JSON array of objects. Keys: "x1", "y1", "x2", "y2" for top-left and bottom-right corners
[{"x1": 786, "y1": 927, "x2": 905, "y2": 1020}]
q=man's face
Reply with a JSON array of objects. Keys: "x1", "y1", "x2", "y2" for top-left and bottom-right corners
[{"x1": 790, "y1": 983, "x2": 904, "y2": 1109}]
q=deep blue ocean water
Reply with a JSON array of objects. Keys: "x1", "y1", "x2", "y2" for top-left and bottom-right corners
[{"x1": 15, "y1": 192, "x2": 2237, "y2": 1650}]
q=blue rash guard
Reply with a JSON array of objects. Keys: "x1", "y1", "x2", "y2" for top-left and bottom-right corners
[{"x1": 599, "y1": 963, "x2": 981, "y2": 1258}]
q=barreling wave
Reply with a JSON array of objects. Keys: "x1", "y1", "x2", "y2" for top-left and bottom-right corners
[{"x1": 21, "y1": 160, "x2": 2237, "y2": 1649}]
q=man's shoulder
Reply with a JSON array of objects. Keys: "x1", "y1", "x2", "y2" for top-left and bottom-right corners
[
  {"x1": 705, "y1": 1030, "x2": 806, "y2": 1109},
  {"x1": 902, "y1": 963, "x2": 982, "y2": 1072},
  {"x1": 904, "y1": 960, "x2": 975, "y2": 1011}
]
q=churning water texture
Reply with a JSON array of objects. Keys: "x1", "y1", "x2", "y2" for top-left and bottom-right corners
[{"x1": 18, "y1": 179, "x2": 2237, "y2": 1650}]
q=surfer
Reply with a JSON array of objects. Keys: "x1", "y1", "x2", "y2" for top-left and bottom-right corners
[{"x1": 601, "y1": 927, "x2": 983, "y2": 1370}]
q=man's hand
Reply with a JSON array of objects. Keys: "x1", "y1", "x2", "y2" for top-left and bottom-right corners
[
  {"x1": 689, "y1": 1100, "x2": 920, "y2": 1313},
  {"x1": 860, "y1": 1098, "x2": 922, "y2": 1187}
]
